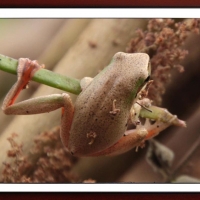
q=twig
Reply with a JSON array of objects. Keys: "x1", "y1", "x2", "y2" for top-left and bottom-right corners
[{"x1": 0, "y1": 54, "x2": 81, "y2": 95}]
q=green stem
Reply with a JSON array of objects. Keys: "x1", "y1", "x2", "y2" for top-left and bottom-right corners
[
  {"x1": 140, "y1": 105, "x2": 186, "y2": 127},
  {"x1": 0, "y1": 54, "x2": 81, "y2": 95},
  {"x1": 0, "y1": 54, "x2": 185, "y2": 127}
]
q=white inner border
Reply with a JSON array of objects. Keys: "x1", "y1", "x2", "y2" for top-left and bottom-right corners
[
  {"x1": 0, "y1": 8, "x2": 199, "y2": 18},
  {"x1": 0, "y1": 183, "x2": 198, "y2": 192},
  {"x1": 0, "y1": 8, "x2": 199, "y2": 192}
]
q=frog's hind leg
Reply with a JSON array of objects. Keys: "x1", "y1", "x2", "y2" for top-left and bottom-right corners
[
  {"x1": 89, "y1": 119, "x2": 174, "y2": 157},
  {"x1": 3, "y1": 92, "x2": 74, "y2": 151},
  {"x1": 2, "y1": 58, "x2": 74, "y2": 152},
  {"x1": 89, "y1": 126, "x2": 147, "y2": 156}
]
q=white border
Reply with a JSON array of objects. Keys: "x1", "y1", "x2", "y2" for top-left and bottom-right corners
[
  {"x1": 0, "y1": 183, "x2": 197, "y2": 192},
  {"x1": 0, "y1": 8, "x2": 199, "y2": 192},
  {"x1": 0, "y1": 8, "x2": 199, "y2": 18}
]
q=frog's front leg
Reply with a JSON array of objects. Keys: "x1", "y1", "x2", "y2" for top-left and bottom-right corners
[{"x1": 2, "y1": 58, "x2": 74, "y2": 150}]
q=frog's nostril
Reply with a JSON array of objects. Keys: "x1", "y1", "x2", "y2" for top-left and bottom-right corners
[{"x1": 70, "y1": 151, "x2": 74, "y2": 155}]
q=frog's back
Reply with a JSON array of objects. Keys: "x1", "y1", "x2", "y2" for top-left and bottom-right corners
[{"x1": 68, "y1": 52, "x2": 150, "y2": 156}]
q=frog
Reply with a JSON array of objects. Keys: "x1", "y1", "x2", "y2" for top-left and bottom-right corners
[{"x1": 2, "y1": 52, "x2": 153, "y2": 157}]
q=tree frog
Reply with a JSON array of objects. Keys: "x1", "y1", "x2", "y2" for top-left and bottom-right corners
[{"x1": 2, "y1": 52, "x2": 164, "y2": 157}]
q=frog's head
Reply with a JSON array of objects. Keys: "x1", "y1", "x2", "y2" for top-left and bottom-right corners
[
  {"x1": 113, "y1": 52, "x2": 151, "y2": 104},
  {"x1": 113, "y1": 52, "x2": 150, "y2": 80}
]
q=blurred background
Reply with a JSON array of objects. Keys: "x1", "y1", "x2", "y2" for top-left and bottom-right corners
[{"x1": 0, "y1": 19, "x2": 200, "y2": 183}]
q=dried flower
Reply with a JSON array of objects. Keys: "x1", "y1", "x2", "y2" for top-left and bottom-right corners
[
  {"x1": 127, "y1": 19, "x2": 200, "y2": 105},
  {"x1": 1, "y1": 127, "x2": 78, "y2": 183}
]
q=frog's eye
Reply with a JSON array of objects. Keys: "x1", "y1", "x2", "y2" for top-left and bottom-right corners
[
  {"x1": 144, "y1": 75, "x2": 150, "y2": 83},
  {"x1": 144, "y1": 61, "x2": 151, "y2": 83}
]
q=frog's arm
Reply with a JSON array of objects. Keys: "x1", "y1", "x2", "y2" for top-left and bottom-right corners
[{"x1": 80, "y1": 77, "x2": 93, "y2": 90}]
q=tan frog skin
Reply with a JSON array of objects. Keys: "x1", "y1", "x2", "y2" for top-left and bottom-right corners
[{"x1": 68, "y1": 52, "x2": 150, "y2": 156}]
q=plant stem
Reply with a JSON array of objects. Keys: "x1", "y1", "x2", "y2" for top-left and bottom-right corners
[
  {"x1": 0, "y1": 54, "x2": 81, "y2": 95},
  {"x1": 140, "y1": 105, "x2": 186, "y2": 127},
  {"x1": 0, "y1": 54, "x2": 187, "y2": 127}
]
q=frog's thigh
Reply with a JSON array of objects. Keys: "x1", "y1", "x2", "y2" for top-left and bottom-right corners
[{"x1": 89, "y1": 128, "x2": 148, "y2": 156}]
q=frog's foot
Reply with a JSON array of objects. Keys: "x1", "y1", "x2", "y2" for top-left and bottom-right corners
[
  {"x1": 136, "y1": 98, "x2": 152, "y2": 111},
  {"x1": 137, "y1": 80, "x2": 153, "y2": 99},
  {"x1": 17, "y1": 58, "x2": 45, "y2": 91},
  {"x1": 129, "y1": 98, "x2": 152, "y2": 127},
  {"x1": 2, "y1": 58, "x2": 44, "y2": 110},
  {"x1": 135, "y1": 140, "x2": 146, "y2": 152},
  {"x1": 129, "y1": 102, "x2": 141, "y2": 125}
]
